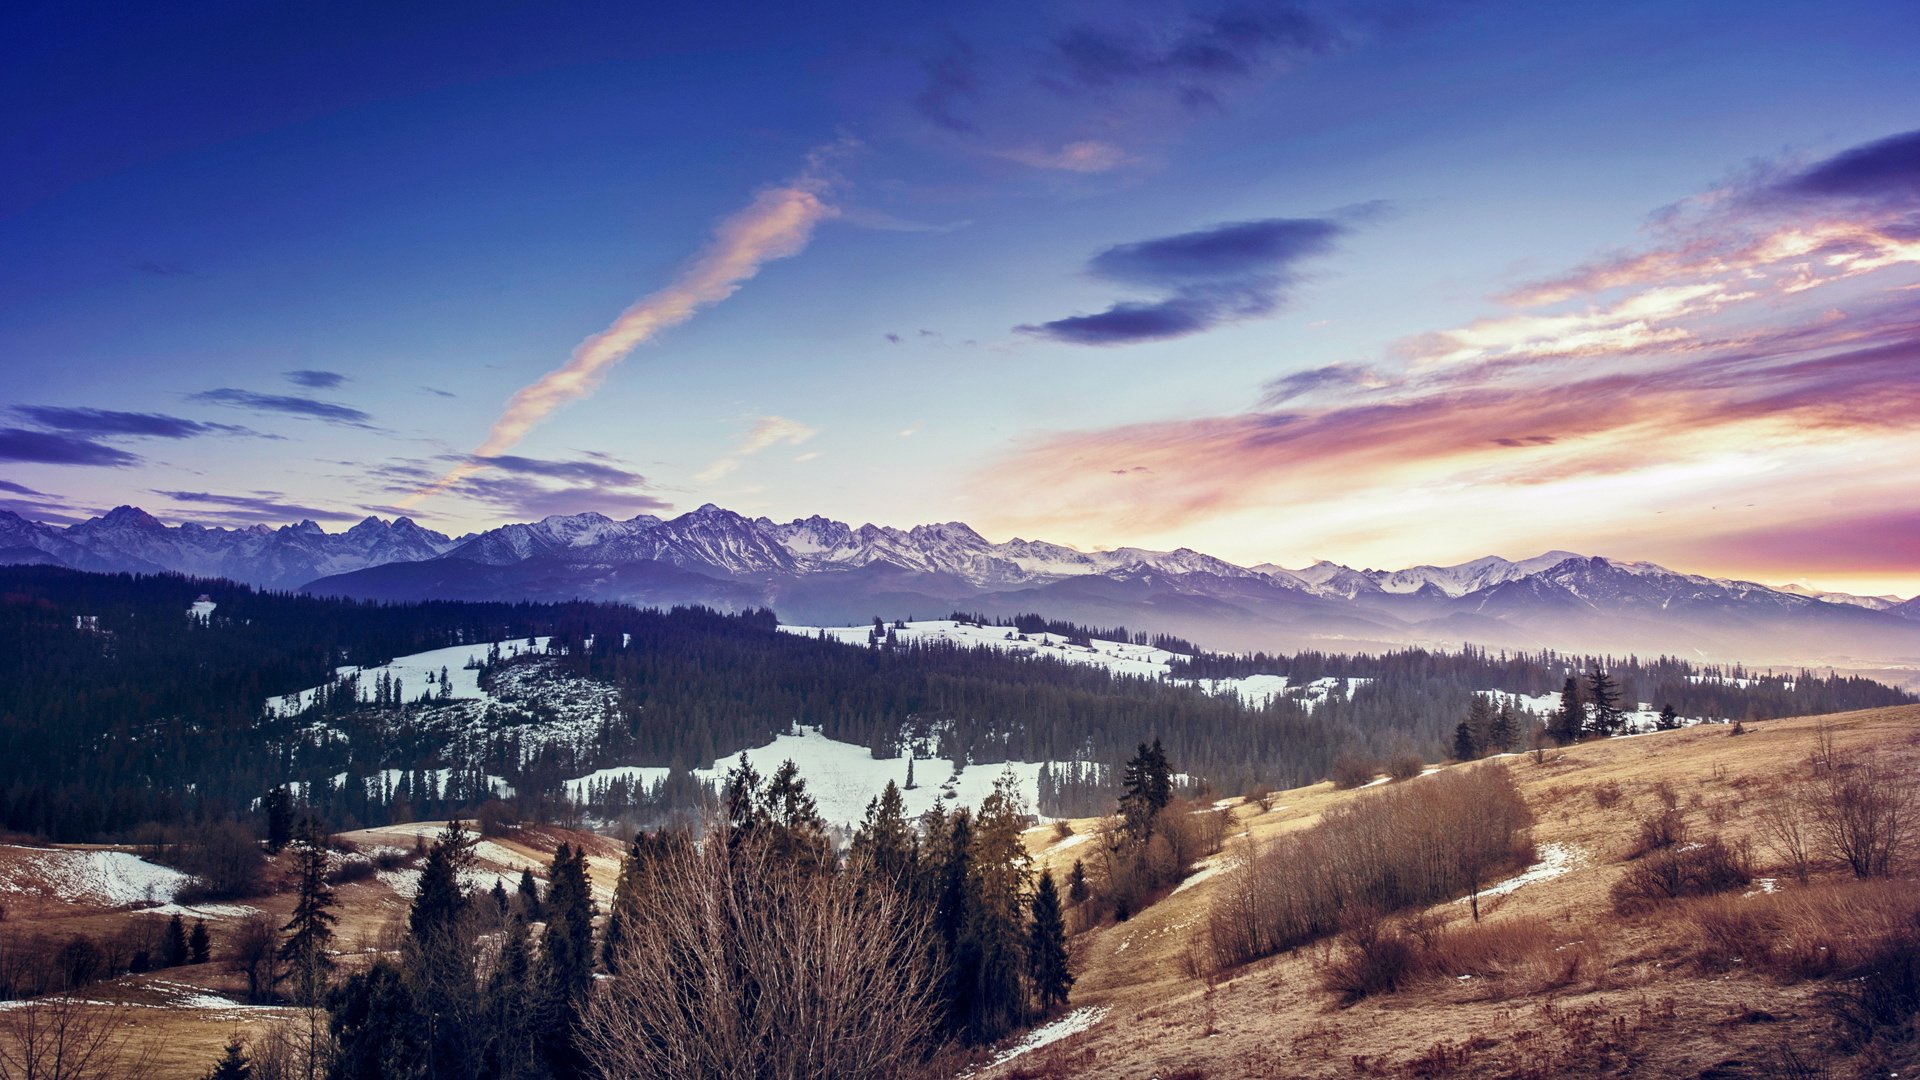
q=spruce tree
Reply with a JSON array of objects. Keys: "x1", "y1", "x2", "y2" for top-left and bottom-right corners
[
  {"x1": 516, "y1": 868, "x2": 543, "y2": 920},
  {"x1": 1453, "y1": 719, "x2": 1478, "y2": 762},
  {"x1": 201, "y1": 1037, "x2": 252, "y2": 1080},
  {"x1": 1067, "y1": 859, "x2": 1089, "y2": 905},
  {"x1": 189, "y1": 918, "x2": 211, "y2": 964},
  {"x1": 1488, "y1": 700, "x2": 1517, "y2": 754},
  {"x1": 1027, "y1": 869, "x2": 1073, "y2": 1014},
  {"x1": 602, "y1": 834, "x2": 652, "y2": 971},
  {"x1": 1586, "y1": 666, "x2": 1623, "y2": 736},
  {"x1": 483, "y1": 915, "x2": 543, "y2": 1080},
  {"x1": 537, "y1": 844, "x2": 595, "y2": 1078},
  {"x1": 408, "y1": 820, "x2": 479, "y2": 1080},
  {"x1": 965, "y1": 774, "x2": 1034, "y2": 1044},
  {"x1": 850, "y1": 781, "x2": 915, "y2": 891},
  {"x1": 263, "y1": 786, "x2": 294, "y2": 854},
  {"x1": 278, "y1": 820, "x2": 336, "y2": 1005},
  {"x1": 1551, "y1": 676, "x2": 1585, "y2": 744},
  {"x1": 1657, "y1": 703, "x2": 1680, "y2": 730},
  {"x1": 164, "y1": 913, "x2": 190, "y2": 967},
  {"x1": 329, "y1": 961, "x2": 428, "y2": 1080}
]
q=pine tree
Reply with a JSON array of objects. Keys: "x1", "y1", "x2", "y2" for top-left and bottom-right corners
[
  {"x1": 763, "y1": 759, "x2": 831, "y2": 867},
  {"x1": 1551, "y1": 676, "x2": 1585, "y2": 744},
  {"x1": 516, "y1": 868, "x2": 543, "y2": 920},
  {"x1": 189, "y1": 918, "x2": 211, "y2": 964},
  {"x1": 850, "y1": 780, "x2": 915, "y2": 891},
  {"x1": 408, "y1": 820, "x2": 479, "y2": 1080},
  {"x1": 263, "y1": 786, "x2": 295, "y2": 854},
  {"x1": 1586, "y1": 666, "x2": 1623, "y2": 736},
  {"x1": 490, "y1": 878, "x2": 510, "y2": 915},
  {"x1": 1067, "y1": 859, "x2": 1089, "y2": 905},
  {"x1": 1027, "y1": 869, "x2": 1073, "y2": 1014},
  {"x1": 964, "y1": 773, "x2": 1034, "y2": 1043},
  {"x1": 1465, "y1": 695, "x2": 1494, "y2": 754},
  {"x1": 482, "y1": 915, "x2": 543, "y2": 1080},
  {"x1": 1656, "y1": 703, "x2": 1680, "y2": 731},
  {"x1": 164, "y1": 913, "x2": 190, "y2": 966},
  {"x1": 278, "y1": 821, "x2": 336, "y2": 1005},
  {"x1": 602, "y1": 834, "x2": 652, "y2": 971},
  {"x1": 537, "y1": 843, "x2": 596, "y2": 1078},
  {"x1": 1453, "y1": 719, "x2": 1479, "y2": 762},
  {"x1": 329, "y1": 961, "x2": 428, "y2": 1080},
  {"x1": 201, "y1": 1037, "x2": 253, "y2": 1080},
  {"x1": 1488, "y1": 699, "x2": 1518, "y2": 753}
]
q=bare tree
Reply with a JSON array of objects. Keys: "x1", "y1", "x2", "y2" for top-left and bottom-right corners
[
  {"x1": 1811, "y1": 758, "x2": 1914, "y2": 878},
  {"x1": 1754, "y1": 788, "x2": 1816, "y2": 885},
  {"x1": 580, "y1": 833, "x2": 938, "y2": 1080},
  {"x1": 229, "y1": 913, "x2": 281, "y2": 1004},
  {"x1": 0, "y1": 997, "x2": 158, "y2": 1080}
]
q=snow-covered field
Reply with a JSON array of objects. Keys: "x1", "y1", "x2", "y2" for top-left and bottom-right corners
[
  {"x1": 688, "y1": 726, "x2": 1090, "y2": 827},
  {"x1": 0, "y1": 847, "x2": 203, "y2": 908},
  {"x1": 779, "y1": 620, "x2": 1371, "y2": 709},
  {"x1": 267, "y1": 636, "x2": 555, "y2": 715}
]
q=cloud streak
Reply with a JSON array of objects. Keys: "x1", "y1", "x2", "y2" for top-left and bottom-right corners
[
  {"x1": 189, "y1": 388, "x2": 375, "y2": 427},
  {"x1": 695, "y1": 416, "x2": 819, "y2": 483},
  {"x1": 14, "y1": 406, "x2": 254, "y2": 439},
  {"x1": 403, "y1": 153, "x2": 840, "y2": 507},
  {"x1": 0, "y1": 428, "x2": 141, "y2": 467},
  {"x1": 1019, "y1": 217, "x2": 1346, "y2": 344}
]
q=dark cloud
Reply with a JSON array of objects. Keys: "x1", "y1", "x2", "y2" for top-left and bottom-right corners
[
  {"x1": 1778, "y1": 128, "x2": 1920, "y2": 203},
  {"x1": 13, "y1": 405, "x2": 252, "y2": 439},
  {"x1": 884, "y1": 333, "x2": 902, "y2": 344},
  {"x1": 130, "y1": 261, "x2": 193, "y2": 277},
  {"x1": 1259, "y1": 363, "x2": 1382, "y2": 406},
  {"x1": 913, "y1": 36, "x2": 981, "y2": 134},
  {"x1": 1493, "y1": 435, "x2": 1556, "y2": 448},
  {"x1": 1019, "y1": 217, "x2": 1346, "y2": 345},
  {"x1": 154, "y1": 490, "x2": 359, "y2": 523},
  {"x1": 471, "y1": 454, "x2": 648, "y2": 486},
  {"x1": 190, "y1": 388, "x2": 374, "y2": 426},
  {"x1": 420, "y1": 386, "x2": 456, "y2": 398},
  {"x1": 285, "y1": 369, "x2": 347, "y2": 389},
  {"x1": 433, "y1": 473, "x2": 671, "y2": 521},
  {"x1": 0, "y1": 428, "x2": 140, "y2": 467},
  {"x1": 1048, "y1": 5, "x2": 1341, "y2": 105},
  {"x1": 0, "y1": 480, "x2": 51, "y2": 497}
]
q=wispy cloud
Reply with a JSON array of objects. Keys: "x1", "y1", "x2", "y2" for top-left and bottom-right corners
[
  {"x1": 0, "y1": 428, "x2": 141, "y2": 467},
  {"x1": 1018, "y1": 216, "x2": 1348, "y2": 345},
  {"x1": 695, "y1": 416, "x2": 819, "y2": 483},
  {"x1": 284, "y1": 369, "x2": 347, "y2": 389},
  {"x1": 13, "y1": 405, "x2": 256, "y2": 439},
  {"x1": 992, "y1": 140, "x2": 1136, "y2": 174},
  {"x1": 403, "y1": 149, "x2": 843, "y2": 508},
  {"x1": 154, "y1": 490, "x2": 360, "y2": 523},
  {"x1": 189, "y1": 388, "x2": 375, "y2": 427}
]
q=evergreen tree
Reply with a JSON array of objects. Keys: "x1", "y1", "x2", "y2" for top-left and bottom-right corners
[
  {"x1": 329, "y1": 961, "x2": 428, "y2": 1080},
  {"x1": 515, "y1": 868, "x2": 543, "y2": 920},
  {"x1": 537, "y1": 843, "x2": 595, "y2": 1079},
  {"x1": 1027, "y1": 869, "x2": 1073, "y2": 1014},
  {"x1": 279, "y1": 820, "x2": 337, "y2": 1005},
  {"x1": 1550, "y1": 676, "x2": 1585, "y2": 744},
  {"x1": 482, "y1": 915, "x2": 544, "y2": 1080},
  {"x1": 408, "y1": 820, "x2": 479, "y2": 1080},
  {"x1": 264, "y1": 786, "x2": 295, "y2": 854},
  {"x1": 963, "y1": 774, "x2": 1034, "y2": 1044},
  {"x1": 1452, "y1": 719, "x2": 1478, "y2": 762},
  {"x1": 1488, "y1": 699, "x2": 1517, "y2": 753},
  {"x1": 1586, "y1": 666, "x2": 1623, "y2": 736},
  {"x1": 189, "y1": 918, "x2": 211, "y2": 964},
  {"x1": 762, "y1": 759, "x2": 831, "y2": 868},
  {"x1": 602, "y1": 834, "x2": 653, "y2": 971},
  {"x1": 201, "y1": 1037, "x2": 252, "y2": 1080},
  {"x1": 164, "y1": 913, "x2": 190, "y2": 967},
  {"x1": 490, "y1": 878, "x2": 510, "y2": 915},
  {"x1": 1067, "y1": 859, "x2": 1089, "y2": 905},
  {"x1": 933, "y1": 810, "x2": 976, "y2": 1039},
  {"x1": 1464, "y1": 695, "x2": 1494, "y2": 754},
  {"x1": 850, "y1": 781, "x2": 915, "y2": 891},
  {"x1": 1656, "y1": 703, "x2": 1680, "y2": 730}
]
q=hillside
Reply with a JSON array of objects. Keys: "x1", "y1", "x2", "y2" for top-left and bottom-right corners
[{"x1": 980, "y1": 704, "x2": 1920, "y2": 1079}]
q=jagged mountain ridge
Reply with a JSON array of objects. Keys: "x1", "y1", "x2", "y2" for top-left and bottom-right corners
[{"x1": 3, "y1": 503, "x2": 1917, "y2": 666}]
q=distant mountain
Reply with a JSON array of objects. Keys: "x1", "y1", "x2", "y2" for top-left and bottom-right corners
[
  {"x1": 0, "y1": 506, "x2": 455, "y2": 589},
  {"x1": 5, "y1": 503, "x2": 1916, "y2": 668}
]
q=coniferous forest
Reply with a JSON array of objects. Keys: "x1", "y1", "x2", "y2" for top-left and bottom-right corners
[{"x1": 0, "y1": 565, "x2": 1908, "y2": 841}]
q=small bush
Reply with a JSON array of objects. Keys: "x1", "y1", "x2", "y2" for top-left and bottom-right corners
[
  {"x1": 1626, "y1": 808, "x2": 1688, "y2": 859},
  {"x1": 1328, "y1": 754, "x2": 1381, "y2": 790},
  {"x1": 1610, "y1": 837, "x2": 1751, "y2": 914},
  {"x1": 1387, "y1": 752, "x2": 1426, "y2": 782},
  {"x1": 1591, "y1": 781, "x2": 1625, "y2": 809},
  {"x1": 1321, "y1": 918, "x2": 1419, "y2": 1004},
  {"x1": 1825, "y1": 930, "x2": 1920, "y2": 1054},
  {"x1": 328, "y1": 856, "x2": 377, "y2": 885}
]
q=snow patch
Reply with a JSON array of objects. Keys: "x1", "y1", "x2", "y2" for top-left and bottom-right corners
[
  {"x1": 982, "y1": 1006, "x2": 1109, "y2": 1070},
  {"x1": 1467, "y1": 843, "x2": 1582, "y2": 901},
  {"x1": 0, "y1": 847, "x2": 190, "y2": 907}
]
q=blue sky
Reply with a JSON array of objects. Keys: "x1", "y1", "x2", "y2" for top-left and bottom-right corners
[{"x1": 4, "y1": 0, "x2": 1918, "y2": 593}]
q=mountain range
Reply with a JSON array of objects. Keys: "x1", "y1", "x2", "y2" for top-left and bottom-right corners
[{"x1": 4, "y1": 504, "x2": 1917, "y2": 669}]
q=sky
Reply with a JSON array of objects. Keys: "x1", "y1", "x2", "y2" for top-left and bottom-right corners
[{"x1": 3, "y1": 0, "x2": 1918, "y2": 596}]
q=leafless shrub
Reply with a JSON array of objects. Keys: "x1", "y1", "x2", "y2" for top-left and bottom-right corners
[
  {"x1": 1610, "y1": 837, "x2": 1751, "y2": 914},
  {"x1": 1686, "y1": 878, "x2": 1920, "y2": 981},
  {"x1": 229, "y1": 912, "x2": 281, "y2": 1003},
  {"x1": 1204, "y1": 765, "x2": 1533, "y2": 971},
  {"x1": 1328, "y1": 754, "x2": 1380, "y2": 790},
  {"x1": 0, "y1": 997, "x2": 158, "y2": 1080},
  {"x1": 1321, "y1": 914, "x2": 1569, "y2": 1004},
  {"x1": 1809, "y1": 757, "x2": 1914, "y2": 878},
  {"x1": 1591, "y1": 781, "x2": 1624, "y2": 810},
  {"x1": 1754, "y1": 789, "x2": 1816, "y2": 885},
  {"x1": 580, "y1": 832, "x2": 939, "y2": 1080},
  {"x1": 1625, "y1": 808, "x2": 1688, "y2": 860},
  {"x1": 1386, "y1": 751, "x2": 1425, "y2": 782}
]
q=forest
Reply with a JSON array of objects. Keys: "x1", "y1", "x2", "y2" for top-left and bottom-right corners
[{"x1": 0, "y1": 566, "x2": 1908, "y2": 840}]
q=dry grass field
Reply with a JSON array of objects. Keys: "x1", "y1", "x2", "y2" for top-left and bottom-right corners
[{"x1": 988, "y1": 704, "x2": 1920, "y2": 1079}]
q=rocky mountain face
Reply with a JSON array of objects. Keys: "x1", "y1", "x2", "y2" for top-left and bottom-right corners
[
  {"x1": 5, "y1": 503, "x2": 1916, "y2": 667},
  {"x1": 0, "y1": 506, "x2": 456, "y2": 589}
]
